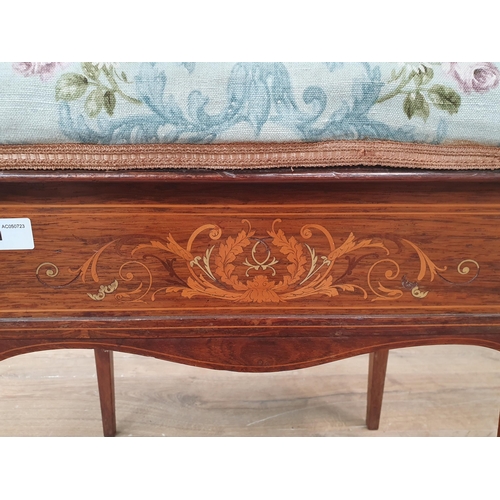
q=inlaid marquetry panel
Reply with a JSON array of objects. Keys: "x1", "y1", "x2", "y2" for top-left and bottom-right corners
[{"x1": 0, "y1": 209, "x2": 497, "y2": 318}]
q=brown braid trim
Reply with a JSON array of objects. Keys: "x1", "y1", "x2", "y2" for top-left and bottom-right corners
[{"x1": 1, "y1": 140, "x2": 500, "y2": 170}]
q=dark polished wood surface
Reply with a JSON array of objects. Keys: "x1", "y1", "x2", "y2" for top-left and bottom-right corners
[
  {"x1": 366, "y1": 350, "x2": 389, "y2": 430},
  {"x1": 94, "y1": 349, "x2": 116, "y2": 437},
  {"x1": 2, "y1": 166, "x2": 500, "y2": 183},
  {"x1": 1, "y1": 168, "x2": 499, "y2": 435}
]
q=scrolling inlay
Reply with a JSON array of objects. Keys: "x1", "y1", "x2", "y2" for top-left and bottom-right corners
[{"x1": 35, "y1": 219, "x2": 479, "y2": 304}]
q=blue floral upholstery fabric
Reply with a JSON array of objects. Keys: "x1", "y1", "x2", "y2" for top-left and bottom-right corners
[{"x1": 1, "y1": 62, "x2": 500, "y2": 146}]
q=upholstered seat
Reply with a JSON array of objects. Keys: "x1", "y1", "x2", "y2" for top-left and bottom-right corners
[{"x1": 1, "y1": 62, "x2": 500, "y2": 171}]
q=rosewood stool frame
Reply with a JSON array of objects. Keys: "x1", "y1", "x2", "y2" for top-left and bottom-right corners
[{"x1": 1, "y1": 167, "x2": 499, "y2": 436}]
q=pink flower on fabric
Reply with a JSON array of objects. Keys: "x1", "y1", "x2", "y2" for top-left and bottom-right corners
[
  {"x1": 12, "y1": 62, "x2": 68, "y2": 81},
  {"x1": 442, "y1": 62, "x2": 500, "y2": 93}
]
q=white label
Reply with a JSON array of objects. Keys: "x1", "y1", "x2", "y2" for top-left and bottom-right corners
[{"x1": 0, "y1": 218, "x2": 35, "y2": 250}]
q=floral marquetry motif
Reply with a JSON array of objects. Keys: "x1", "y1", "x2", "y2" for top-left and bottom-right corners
[{"x1": 35, "y1": 219, "x2": 480, "y2": 305}]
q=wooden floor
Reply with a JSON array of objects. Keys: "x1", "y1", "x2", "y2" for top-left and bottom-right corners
[{"x1": 0, "y1": 345, "x2": 498, "y2": 437}]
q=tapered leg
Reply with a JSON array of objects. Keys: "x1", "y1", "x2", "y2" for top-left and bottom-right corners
[
  {"x1": 497, "y1": 411, "x2": 500, "y2": 437},
  {"x1": 366, "y1": 349, "x2": 389, "y2": 431},
  {"x1": 94, "y1": 349, "x2": 116, "y2": 437}
]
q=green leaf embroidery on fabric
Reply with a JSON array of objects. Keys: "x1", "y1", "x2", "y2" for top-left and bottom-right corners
[
  {"x1": 403, "y1": 94, "x2": 414, "y2": 119},
  {"x1": 55, "y1": 65, "x2": 139, "y2": 118},
  {"x1": 388, "y1": 66, "x2": 405, "y2": 83},
  {"x1": 403, "y1": 91, "x2": 430, "y2": 120},
  {"x1": 414, "y1": 91, "x2": 430, "y2": 120},
  {"x1": 84, "y1": 89, "x2": 104, "y2": 117},
  {"x1": 413, "y1": 67, "x2": 434, "y2": 87},
  {"x1": 55, "y1": 73, "x2": 89, "y2": 101},
  {"x1": 428, "y1": 85, "x2": 461, "y2": 114},
  {"x1": 81, "y1": 63, "x2": 101, "y2": 81},
  {"x1": 103, "y1": 91, "x2": 116, "y2": 116}
]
